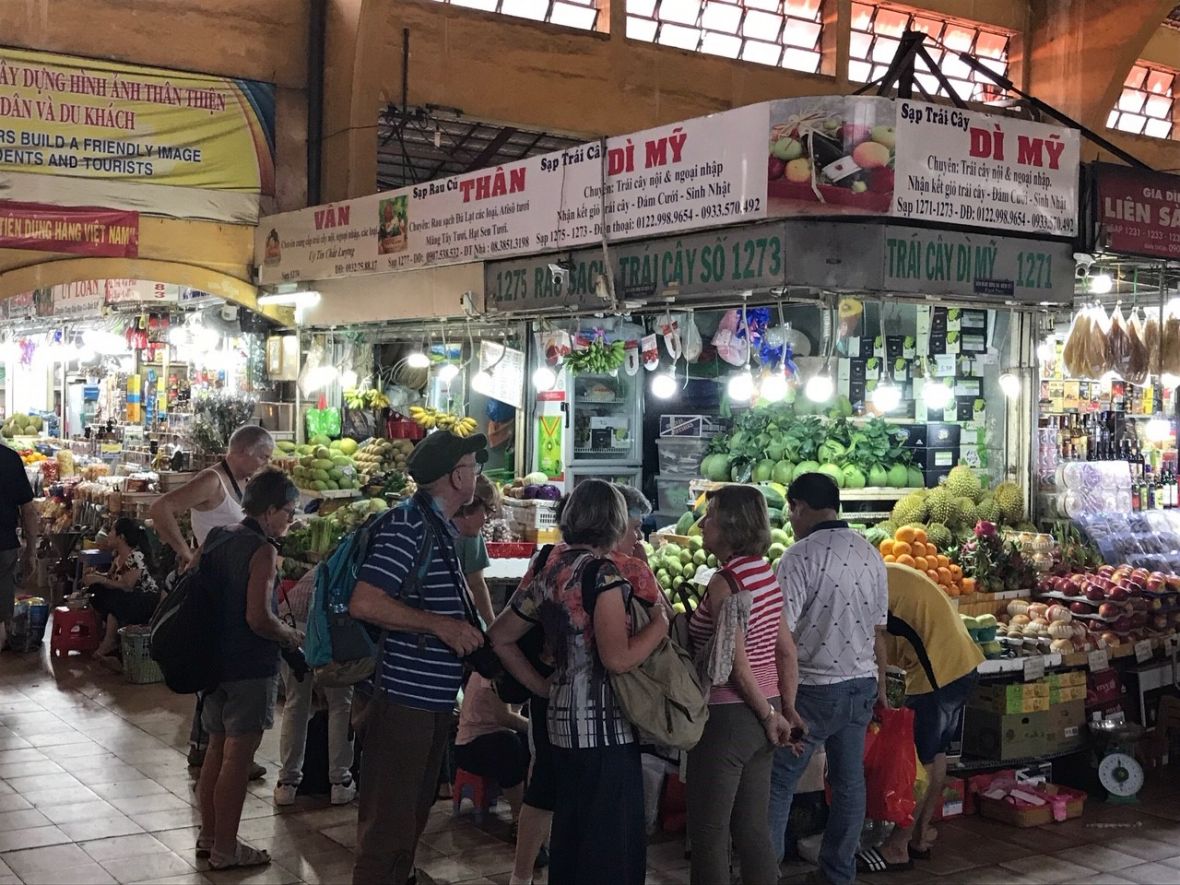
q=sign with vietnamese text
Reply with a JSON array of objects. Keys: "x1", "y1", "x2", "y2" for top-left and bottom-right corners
[
  {"x1": 892, "y1": 100, "x2": 1079, "y2": 237},
  {"x1": 0, "y1": 48, "x2": 275, "y2": 193},
  {"x1": 0, "y1": 201, "x2": 138, "y2": 256},
  {"x1": 1092, "y1": 164, "x2": 1180, "y2": 259}
]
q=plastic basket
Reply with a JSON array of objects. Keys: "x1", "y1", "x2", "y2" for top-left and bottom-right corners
[
  {"x1": 655, "y1": 438, "x2": 710, "y2": 476},
  {"x1": 119, "y1": 625, "x2": 164, "y2": 685},
  {"x1": 655, "y1": 476, "x2": 694, "y2": 512},
  {"x1": 487, "y1": 542, "x2": 537, "y2": 559},
  {"x1": 658, "y1": 415, "x2": 727, "y2": 438},
  {"x1": 501, "y1": 499, "x2": 559, "y2": 531}
]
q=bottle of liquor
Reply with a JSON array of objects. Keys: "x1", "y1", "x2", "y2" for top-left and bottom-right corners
[
  {"x1": 1155, "y1": 466, "x2": 1166, "y2": 511},
  {"x1": 1144, "y1": 465, "x2": 1155, "y2": 510},
  {"x1": 1132, "y1": 475, "x2": 1142, "y2": 511}
]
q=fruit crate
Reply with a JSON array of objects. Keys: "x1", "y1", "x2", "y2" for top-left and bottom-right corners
[
  {"x1": 658, "y1": 415, "x2": 727, "y2": 438},
  {"x1": 502, "y1": 499, "x2": 559, "y2": 533}
]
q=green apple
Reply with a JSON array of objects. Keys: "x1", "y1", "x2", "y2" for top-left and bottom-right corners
[{"x1": 771, "y1": 136, "x2": 803, "y2": 161}]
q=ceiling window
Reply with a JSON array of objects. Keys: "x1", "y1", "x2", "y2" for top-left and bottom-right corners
[
  {"x1": 1108, "y1": 64, "x2": 1176, "y2": 139},
  {"x1": 432, "y1": 0, "x2": 601, "y2": 31},
  {"x1": 848, "y1": 2, "x2": 1011, "y2": 104},
  {"x1": 625, "y1": 0, "x2": 823, "y2": 73}
]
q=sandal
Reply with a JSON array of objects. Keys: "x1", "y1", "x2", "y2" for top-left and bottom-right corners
[
  {"x1": 210, "y1": 842, "x2": 271, "y2": 870},
  {"x1": 195, "y1": 835, "x2": 213, "y2": 859},
  {"x1": 908, "y1": 844, "x2": 932, "y2": 861},
  {"x1": 856, "y1": 848, "x2": 913, "y2": 874}
]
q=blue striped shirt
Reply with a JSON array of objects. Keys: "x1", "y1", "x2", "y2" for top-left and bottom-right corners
[{"x1": 357, "y1": 496, "x2": 468, "y2": 711}]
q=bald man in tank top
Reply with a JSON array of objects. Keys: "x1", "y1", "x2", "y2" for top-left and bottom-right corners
[{"x1": 150, "y1": 425, "x2": 276, "y2": 772}]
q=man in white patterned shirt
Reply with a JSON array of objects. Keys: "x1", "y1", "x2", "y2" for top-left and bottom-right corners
[{"x1": 768, "y1": 473, "x2": 890, "y2": 885}]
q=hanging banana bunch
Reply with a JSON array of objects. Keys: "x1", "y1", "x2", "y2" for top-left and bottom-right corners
[{"x1": 409, "y1": 406, "x2": 479, "y2": 437}]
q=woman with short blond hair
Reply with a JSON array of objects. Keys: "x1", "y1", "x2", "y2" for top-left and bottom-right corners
[{"x1": 686, "y1": 485, "x2": 803, "y2": 885}]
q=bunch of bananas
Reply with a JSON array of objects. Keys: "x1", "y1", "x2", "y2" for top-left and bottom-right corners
[
  {"x1": 566, "y1": 338, "x2": 626, "y2": 374},
  {"x1": 409, "y1": 406, "x2": 480, "y2": 437},
  {"x1": 344, "y1": 388, "x2": 391, "y2": 410}
]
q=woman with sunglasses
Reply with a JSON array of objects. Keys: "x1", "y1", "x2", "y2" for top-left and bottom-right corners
[
  {"x1": 452, "y1": 474, "x2": 500, "y2": 626},
  {"x1": 194, "y1": 468, "x2": 303, "y2": 871}
]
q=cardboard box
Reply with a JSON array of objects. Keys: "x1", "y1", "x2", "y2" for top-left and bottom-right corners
[
  {"x1": 1045, "y1": 700, "x2": 1086, "y2": 752},
  {"x1": 962, "y1": 709, "x2": 1050, "y2": 760},
  {"x1": 909, "y1": 446, "x2": 959, "y2": 472},
  {"x1": 979, "y1": 783, "x2": 1086, "y2": 828}
]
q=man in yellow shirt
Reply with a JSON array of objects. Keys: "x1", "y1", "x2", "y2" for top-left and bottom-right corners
[{"x1": 864, "y1": 564, "x2": 982, "y2": 873}]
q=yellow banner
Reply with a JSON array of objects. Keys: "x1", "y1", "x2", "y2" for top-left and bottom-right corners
[{"x1": 0, "y1": 48, "x2": 275, "y2": 194}]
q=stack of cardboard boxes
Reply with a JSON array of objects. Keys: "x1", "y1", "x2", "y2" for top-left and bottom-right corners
[{"x1": 963, "y1": 672, "x2": 1087, "y2": 760}]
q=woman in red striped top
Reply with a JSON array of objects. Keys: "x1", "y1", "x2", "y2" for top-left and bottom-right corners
[{"x1": 686, "y1": 485, "x2": 804, "y2": 885}]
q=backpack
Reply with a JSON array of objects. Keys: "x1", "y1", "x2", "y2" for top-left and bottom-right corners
[
  {"x1": 149, "y1": 529, "x2": 238, "y2": 694},
  {"x1": 582, "y1": 559, "x2": 709, "y2": 752},
  {"x1": 494, "y1": 544, "x2": 557, "y2": 704},
  {"x1": 305, "y1": 499, "x2": 435, "y2": 688}
]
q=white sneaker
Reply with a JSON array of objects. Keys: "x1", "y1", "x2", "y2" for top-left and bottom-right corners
[
  {"x1": 330, "y1": 782, "x2": 357, "y2": 805},
  {"x1": 273, "y1": 783, "x2": 297, "y2": 806}
]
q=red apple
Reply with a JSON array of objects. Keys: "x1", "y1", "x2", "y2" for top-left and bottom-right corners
[
  {"x1": 1098, "y1": 603, "x2": 1121, "y2": 619},
  {"x1": 1132, "y1": 567, "x2": 1151, "y2": 582},
  {"x1": 1098, "y1": 565, "x2": 1116, "y2": 578},
  {"x1": 1055, "y1": 577, "x2": 1076, "y2": 594},
  {"x1": 1129, "y1": 597, "x2": 1149, "y2": 612},
  {"x1": 1109, "y1": 586, "x2": 1130, "y2": 602},
  {"x1": 1070, "y1": 601, "x2": 1095, "y2": 615},
  {"x1": 1085, "y1": 585, "x2": 1106, "y2": 602},
  {"x1": 1114, "y1": 616, "x2": 1134, "y2": 633},
  {"x1": 1131, "y1": 612, "x2": 1149, "y2": 629},
  {"x1": 1146, "y1": 576, "x2": 1166, "y2": 592},
  {"x1": 1166, "y1": 575, "x2": 1180, "y2": 590},
  {"x1": 768, "y1": 156, "x2": 786, "y2": 181},
  {"x1": 1037, "y1": 577, "x2": 1056, "y2": 595},
  {"x1": 1069, "y1": 573, "x2": 1088, "y2": 589}
]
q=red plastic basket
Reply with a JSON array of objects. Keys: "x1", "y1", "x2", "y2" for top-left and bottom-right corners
[{"x1": 487, "y1": 542, "x2": 536, "y2": 559}]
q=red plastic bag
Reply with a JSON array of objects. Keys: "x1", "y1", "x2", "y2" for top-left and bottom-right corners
[{"x1": 863, "y1": 706, "x2": 918, "y2": 826}]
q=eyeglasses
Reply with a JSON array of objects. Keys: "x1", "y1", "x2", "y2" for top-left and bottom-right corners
[
  {"x1": 280, "y1": 506, "x2": 298, "y2": 522},
  {"x1": 454, "y1": 460, "x2": 484, "y2": 476}
]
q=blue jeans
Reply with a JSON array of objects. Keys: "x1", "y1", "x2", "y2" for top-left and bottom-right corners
[{"x1": 768, "y1": 677, "x2": 877, "y2": 885}]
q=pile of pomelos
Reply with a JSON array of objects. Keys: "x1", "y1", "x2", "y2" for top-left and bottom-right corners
[{"x1": 879, "y1": 525, "x2": 975, "y2": 597}]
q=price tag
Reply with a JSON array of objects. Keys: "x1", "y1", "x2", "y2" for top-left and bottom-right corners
[
  {"x1": 1022, "y1": 656, "x2": 1046, "y2": 682},
  {"x1": 1135, "y1": 640, "x2": 1154, "y2": 664},
  {"x1": 1088, "y1": 648, "x2": 1110, "y2": 672}
]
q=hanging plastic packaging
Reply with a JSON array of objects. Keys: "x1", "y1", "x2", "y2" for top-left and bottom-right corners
[
  {"x1": 681, "y1": 310, "x2": 703, "y2": 362},
  {"x1": 712, "y1": 309, "x2": 749, "y2": 367},
  {"x1": 1084, "y1": 306, "x2": 1111, "y2": 379},
  {"x1": 862, "y1": 706, "x2": 919, "y2": 826},
  {"x1": 1062, "y1": 310, "x2": 1089, "y2": 378},
  {"x1": 1145, "y1": 311, "x2": 1162, "y2": 376},
  {"x1": 624, "y1": 340, "x2": 641, "y2": 376},
  {"x1": 641, "y1": 333, "x2": 661, "y2": 371},
  {"x1": 1108, "y1": 304, "x2": 1132, "y2": 380},
  {"x1": 657, "y1": 311, "x2": 683, "y2": 361},
  {"x1": 1127, "y1": 308, "x2": 1149, "y2": 384},
  {"x1": 1164, "y1": 303, "x2": 1180, "y2": 377}
]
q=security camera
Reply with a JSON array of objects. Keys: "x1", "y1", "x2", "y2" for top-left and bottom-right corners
[
  {"x1": 548, "y1": 263, "x2": 570, "y2": 287},
  {"x1": 1073, "y1": 252, "x2": 1095, "y2": 279}
]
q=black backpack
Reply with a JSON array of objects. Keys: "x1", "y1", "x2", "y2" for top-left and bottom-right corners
[
  {"x1": 494, "y1": 544, "x2": 557, "y2": 704},
  {"x1": 149, "y1": 530, "x2": 236, "y2": 694}
]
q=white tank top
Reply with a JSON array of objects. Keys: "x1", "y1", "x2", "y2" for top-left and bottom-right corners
[{"x1": 191, "y1": 463, "x2": 246, "y2": 546}]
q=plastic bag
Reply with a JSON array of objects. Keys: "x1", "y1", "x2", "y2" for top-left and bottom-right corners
[
  {"x1": 306, "y1": 400, "x2": 341, "y2": 439},
  {"x1": 712, "y1": 308, "x2": 749, "y2": 366},
  {"x1": 1084, "y1": 306, "x2": 1111, "y2": 379},
  {"x1": 681, "y1": 310, "x2": 703, "y2": 362},
  {"x1": 1127, "y1": 309, "x2": 1149, "y2": 384},
  {"x1": 1145, "y1": 312, "x2": 1161, "y2": 376},
  {"x1": 863, "y1": 706, "x2": 918, "y2": 827},
  {"x1": 1164, "y1": 306, "x2": 1180, "y2": 377},
  {"x1": 1108, "y1": 304, "x2": 1132, "y2": 380},
  {"x1": 1062, "y1": 310, "x2": 1089, "y2": 377}
]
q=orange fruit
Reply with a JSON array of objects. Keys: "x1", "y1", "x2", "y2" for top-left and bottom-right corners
[
  {"x1": 897, "y1": 554, "x2": 917, "y2": 568},
  {"x1": 938, "y1": 567, "x2": 953, "y2": 584},
  {"x1": 961, "y1": 577, "x2": 976, "y2": 593},
  {"x1": 926, "y1": 569, "x2": 941, "y2": 583},
  {"x1": 949, "y1": 564, "x2": 963, "y2": 579},
  {"x1": 892, "y1": 541, "x2": 912, "y2": 557},
  {"x1": 911, "y1": 542, "x2": 927, "y2": 558},
  {"x1": 896, "y1": 526, "x2": 917, "y2": 543},
  {"x1": 884, "y1": 554, "x2": 897, "y2": 563},
  {"x1": 879, "y1": 539, "x2": 895, "y2": 556},
  {"x1": 914, "y1": 556, "x2": 929, "y2": 572},
  {"x1": 946, "y1": 584, "x2": 961, "y2": 597},
  {"x1": 912, "y1": 527, "x2": 928, "y2": 544},
  {"x1": 925, "y1": 543, "x2": 939, "y2": 557},
  {"x1": 937, "y1": 555, "x2": 950, "y2": 569}
]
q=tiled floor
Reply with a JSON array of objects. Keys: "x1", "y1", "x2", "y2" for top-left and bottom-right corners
[{"x1": 5, "y1": 644, "x2": 1180, "y2": 885}]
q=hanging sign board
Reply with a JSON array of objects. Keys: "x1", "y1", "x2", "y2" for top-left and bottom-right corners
[
  {"x1": 258, "y1": 97, "x2": 1079, "y2": 286},
  {"x1": 892, "y1": 100, "x2": 1079, "y2": 237},
  {"x1": 470, "y1": 340, "x2": 525, "y2": 410},
  {"x1": 1091, "y1": 163, "x2": 1180, "y2": 259}
]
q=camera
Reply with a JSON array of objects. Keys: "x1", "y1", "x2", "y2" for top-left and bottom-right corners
[
  {"x1": 282, "y1": 646, "x2": 310, "y2": 682},
  {"x1": 548, "y1": 262, "x2": 571, "y2": 288}
]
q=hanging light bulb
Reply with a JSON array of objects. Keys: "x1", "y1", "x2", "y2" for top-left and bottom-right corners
[
  {"x1": 924, "y1": 378, "x2": 953, "y2": 410},
  {"x1": 437, "y1": 363, "x2": 460, "y2": 385},
  {"x1": 1089, "y1": 272, "x2": 1113, "y2": 295},
  {"x1": 473, "y1": 369, "x2": 493, "y2": 390},
  {"x1": 805, "y1": 371, "x2": 834, "y2": 403},
  {"x1": 651, "y1": 371, "x2": 678, "y2": 399},
  {"x1": 532, "y1": 365, "x2": 557, "y2": 390},
  {"x1": 1036, "y1": 337, "x2": 1055, "y2": 365},
  {"x1": 406, "y1": 349, "x2": 430, "y2": 369},
  {"x1": 341, "y1": 370, "x2": 359, "y2": 389},
  {"x1": 760, "y1": 370, "x2": 789, "y2": 403},
  {"x1": 999, "y1": 371, "x2": 1022, "y2": 399},
  {"x1": 871, "y1": 381, "x2": 901, "y2": 413},
  {"x1": 727, "y1": 368, "x2": 755, "y2": 403},
  {"x1": 1147, "y1": 413, "x2": 1173, "y2": 443}
]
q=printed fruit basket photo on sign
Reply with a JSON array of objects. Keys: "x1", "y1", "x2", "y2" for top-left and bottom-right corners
[{"x1": 766, "y1": 96, "x2": 894, "y2": 215}]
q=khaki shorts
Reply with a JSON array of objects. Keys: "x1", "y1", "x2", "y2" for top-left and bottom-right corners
[{"x1": 201, "y1": 677, "x2": 278, "y2": 736}]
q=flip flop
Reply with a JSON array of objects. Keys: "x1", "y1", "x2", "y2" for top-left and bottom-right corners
[
  {"x1": 210, "y1": 843, "x2": 271, "y2": 870},
  {"x1": 195, "y1": 835, "x2": 212, "y2": 859},
  {"x1": 856, "y1": 848, "x2": 913, "y2": 874},
  {"x1": 909, "y1": 844, "x2": 932, "y2": 861}
]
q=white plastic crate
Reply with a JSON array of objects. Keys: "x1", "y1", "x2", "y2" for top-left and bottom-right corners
[
  {"x1": 655, "y1": 437, "x2": 710, "y2": 476},
  {"x1": 501, "y1": 498, "x2": 559, "y2": 531},
  {"x1": 655, "y1": 475, "x2": 694, "y2": 512},
  {"x1": 658, "y1": 414, "x2": 727, "y2": 438}
]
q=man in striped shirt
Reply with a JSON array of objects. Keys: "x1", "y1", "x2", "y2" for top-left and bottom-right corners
[{"x1": 349, "y1": 432, "x2": 489, "y2": 885}]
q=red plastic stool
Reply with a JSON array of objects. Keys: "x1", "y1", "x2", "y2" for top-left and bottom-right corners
[
  {"x1": 452, "y1": 768, "x2": 500, "y2": 821},
  {"x1": 50, "y1": 606, "x2": 101, "y2": 657}
]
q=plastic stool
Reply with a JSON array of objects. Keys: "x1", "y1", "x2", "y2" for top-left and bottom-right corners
[
  {"x1": 452, "y1": 768, "x2": 499, "y2": 820},
  {"x1": 50, "y1": 606, "x2": 101, "y2": 657}
]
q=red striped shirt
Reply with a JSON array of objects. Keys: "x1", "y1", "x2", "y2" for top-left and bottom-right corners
[{"x1": 687, "y1": 556, "x2": 783, "y2": 704}]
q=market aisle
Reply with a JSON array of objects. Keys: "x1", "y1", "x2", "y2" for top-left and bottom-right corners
[{"x1": 5, "y1": 648, "x2": 1180, "y2": 885}]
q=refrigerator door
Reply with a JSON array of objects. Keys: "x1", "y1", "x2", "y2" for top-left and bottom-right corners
[
  {"x1": 568, "y1": 466, "x2": 643, "y2": 490},
  {"x1": 567, "y1": 371, "x2": 642, "y2": 465}
]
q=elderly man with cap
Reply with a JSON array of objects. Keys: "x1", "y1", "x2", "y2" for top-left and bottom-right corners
[{"x1": 349, "y1": 430, "x2": 490, "y2": 885}]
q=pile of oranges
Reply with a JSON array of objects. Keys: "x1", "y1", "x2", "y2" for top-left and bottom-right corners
[{"x1": 879, "y1": 525, "x2": 976, "y2": 597}]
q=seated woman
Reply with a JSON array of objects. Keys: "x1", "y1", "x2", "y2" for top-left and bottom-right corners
[
  {"x1": 454, "y1": 673, "x2": 530, "y2": 830},
  {"x1": 81, "y1": 518, "x2": 161, "y2": 666}
]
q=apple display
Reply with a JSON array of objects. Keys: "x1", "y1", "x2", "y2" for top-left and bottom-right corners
[{"x1": 1098, "y1": 603, "x2": 1120, "y2": 619}]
